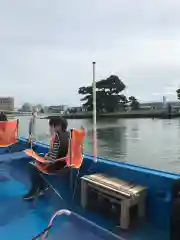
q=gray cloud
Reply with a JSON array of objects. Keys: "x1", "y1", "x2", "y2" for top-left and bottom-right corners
[{"x1": 0, "y1": 0, "x2": 180, "y2": 106}]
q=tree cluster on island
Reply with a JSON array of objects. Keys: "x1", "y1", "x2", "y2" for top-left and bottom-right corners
[
  {"x1": 19, "y1": 75, "x2": 140, "y2": 114},
  {"x1": 19, "y1": 103, "x2": 44, "y2": 113},
  {"x1": 78, "y1": 75, "x2": 140, "y2": 113}
]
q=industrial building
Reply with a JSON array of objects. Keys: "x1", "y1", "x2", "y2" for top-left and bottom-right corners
[{"x1": 0, "y1": 97, "x2": 14, "y2": 111}]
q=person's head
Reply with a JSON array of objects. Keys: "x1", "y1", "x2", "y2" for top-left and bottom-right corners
[{"x1": 49, "y1": 117, "x2": 68, "y2": 134}]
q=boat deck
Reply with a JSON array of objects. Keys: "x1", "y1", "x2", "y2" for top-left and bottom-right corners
[
  {"x1": 0, "y1": 141, "x2": 169, "y2": 239},
  {"x1": 0, "y1": 160, "x2": 122, "y2": 240}
]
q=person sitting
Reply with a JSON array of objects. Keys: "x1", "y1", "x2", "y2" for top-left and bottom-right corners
[
  {"x1": 0, "y1": 112, "x2": 8, "y2": 141},
  {"x1": 0, "y1": 112, "x2": 7, "y2": 121},
  {"x1": 23, "y1": 117, "x2": 69, "y2": 200}
]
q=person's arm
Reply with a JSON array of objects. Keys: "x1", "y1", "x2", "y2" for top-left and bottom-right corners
[{"x1": 45, "y1": 133, "x2": 60, "y2": 162}]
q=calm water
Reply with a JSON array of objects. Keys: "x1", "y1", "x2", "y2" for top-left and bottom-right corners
[{"x1": 17, "y1": 116, "x2": 180, "y2": 174}]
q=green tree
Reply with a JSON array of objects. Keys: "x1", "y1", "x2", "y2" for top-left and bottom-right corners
[
  {"x1": 21, "y1": 103, "x2": 32, "y2": 112},
  {"x1": 78, "y1": 75, "x2": 126, "y2": 113},
  {"x1": 129, "y1": 96, "x2": 140, "y2": 110},
  {"x1": 177, "y1": 89, "x2": 180, "y2": 100},
  {"x1": 40, "y1": 108, "x2": 44, "y2": 113}
]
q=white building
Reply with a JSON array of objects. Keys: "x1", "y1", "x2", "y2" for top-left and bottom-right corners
[{"x1": 0, "y1": 97, "x2": 14, "y2": 111}]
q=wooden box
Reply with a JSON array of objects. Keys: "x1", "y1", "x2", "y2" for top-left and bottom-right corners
[{"x1": 81, "y1": 173, "x2": 147, "y2": 229}]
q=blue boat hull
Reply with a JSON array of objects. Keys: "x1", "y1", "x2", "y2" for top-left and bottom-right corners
[{"x1": 0, "y1": 137, "x2": 178, "y2": 239}]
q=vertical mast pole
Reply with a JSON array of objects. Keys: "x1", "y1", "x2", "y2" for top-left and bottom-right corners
[{"x1": 92, "y1": 62, "x2": 97, "y2": 162}]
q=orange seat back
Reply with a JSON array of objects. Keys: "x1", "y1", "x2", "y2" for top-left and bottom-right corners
[
  {"x1": 51, "y1": 135, "x2": 55, "y2": 145},
  {"x1": 0, "y1": 120, "x2": 19, "y2": 146},
  {"x1": 24, "y1": 128, "x2": 86, "y2": 169},
  {"x1": 65, "y1": 128, "x2": 86, "y2": 168}
]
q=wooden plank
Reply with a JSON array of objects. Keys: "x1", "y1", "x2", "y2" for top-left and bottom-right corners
[
  {"x1": 82, "y1": 174, "x2": 136, "y2": 190},
  {"x1": 80, "y1": 174, "x2": 147, "y2": 230},
  {"x1": 81, "y1": 173, "x2": 146, "y2": 196},
  {"x1": 86, "y1": 180, "x2": 132, "y2": 198},
  {"x1": 87, "y1": 182, "x2": 131, "y2": 200}
]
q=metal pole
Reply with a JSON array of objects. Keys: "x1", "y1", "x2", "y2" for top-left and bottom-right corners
[
  {"x1": 69, "y1": 129, "x2": 73, "y2": 192},
  {"x1": 92, "y1": 62, "x2": 97, "y2": 162}
]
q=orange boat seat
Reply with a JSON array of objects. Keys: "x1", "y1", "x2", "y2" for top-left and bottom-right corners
[
  {"x1": 24, "y1": 128, "x2": 86, "y2": 175},
  {"x1": 0, "y1": 119, "x2": 19, "y2": 148}
]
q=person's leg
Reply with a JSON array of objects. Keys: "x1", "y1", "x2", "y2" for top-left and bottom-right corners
[
  {"x1": 23, "y1": 161, "x2": 66, "y2": 200},
  {"x1": 46, "y1": 161, "x2": 66, "y2": 172},
  {"x1": 23, "y1": 164, "x2": 48, "y2": 200}
]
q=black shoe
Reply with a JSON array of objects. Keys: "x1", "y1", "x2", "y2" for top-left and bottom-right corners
[
  {"x1": 38, "y1": 185, "x2": 49, "y2": 197},
  {"x1": 23, "y1": 187, "x2": 40, "y2": 200}
]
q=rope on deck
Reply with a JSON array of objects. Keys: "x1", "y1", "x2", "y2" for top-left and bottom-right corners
[
  {"x1": 42, "y1": 209, "x2": 71, "y2": 240},
  {"x1": 32, "y1": 225, "x2": 53, "y2": 240}
]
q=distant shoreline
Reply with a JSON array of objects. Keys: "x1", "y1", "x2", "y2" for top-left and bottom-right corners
[{"x1": 42, "y1": 110, "x2": 180, "y2": 120}]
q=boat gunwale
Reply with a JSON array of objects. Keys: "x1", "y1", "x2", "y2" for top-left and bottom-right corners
[{"x1": 19, "y1": 136, "x2": 180, "y2": 179}]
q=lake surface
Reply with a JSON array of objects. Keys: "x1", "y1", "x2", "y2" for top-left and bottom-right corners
[{"x1": 17, "y1": 116, "x2": 180, "y2": 174}]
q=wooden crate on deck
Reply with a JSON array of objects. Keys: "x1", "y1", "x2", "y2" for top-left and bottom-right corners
[{"x1": 81, "y1": 173, "x2": 147, "y2": 229}]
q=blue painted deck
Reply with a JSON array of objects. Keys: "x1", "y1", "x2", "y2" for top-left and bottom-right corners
[
  {"x1": 0, "y1": 157, "x2": 121, "y2": 239},
  {"x1": 0, "y1": 138, "x2": 176, "y2": 239}
]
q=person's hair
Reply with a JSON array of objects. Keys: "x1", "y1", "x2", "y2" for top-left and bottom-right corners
[{"x1": 49, "y1": 117, "x2": 68, "y2": 132}]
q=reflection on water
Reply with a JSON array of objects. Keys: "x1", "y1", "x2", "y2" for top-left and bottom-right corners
[
  {"x1": 97, "y1": 125, "x2": 127, "y2": 159},
  {"x1": 86, "y1": 124, "x2": 127, "y2": 160},
  {"x1": 129, "y1": 123, "x2": 140, "y2": 141},
  {"x1": 84, "y1": 119, "x2": 127, "y2": 159},
  {"x1": 17, "y1": 116, "x2": 180, "y2": 174}
]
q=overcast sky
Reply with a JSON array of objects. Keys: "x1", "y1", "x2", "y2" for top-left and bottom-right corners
[{"x1": 0, "y1": 0, "x2": 180, "y2": 107}]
